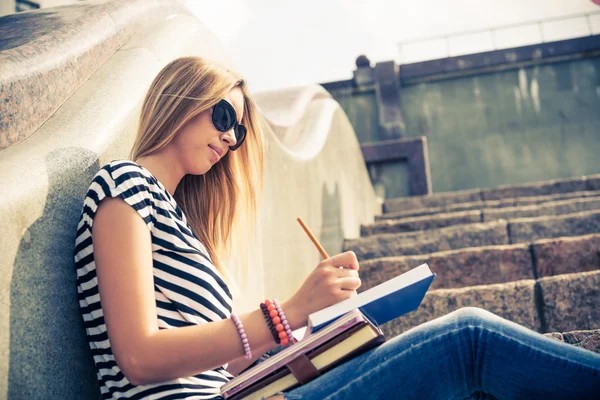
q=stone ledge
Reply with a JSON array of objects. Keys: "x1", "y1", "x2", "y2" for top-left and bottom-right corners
[
  {"x1": 383, "y1": 176, "x2": 600, "y2": 214},
  {"x1": 509, "y1": 210, "x2": 600, "y2": 244},
  {"x1": 382, "y1": 280, "x2": 539, "y2": 337},
  {"x1": 0, "y1": 0, "x2": 190, "y2": 150},
  {"x1": 533, "y1": 234, "x2": 600, "y2": 277},
  {"x1": 382, "y1": 190, "x2": 600, "y2": 218},
  {"x1": 538, "y1": 270, "x2": 600, "y2": 333},
  {"x1": 383, "y1": 188, "x2": 482, "y2": 213},
  {"x1": 372, "y1": 196, "x2": 600, "y2": 236},
  {"x1": 359, "y1": 244, "x2": 533, "y2": 291},
  {"x1": 362, "y1": 209, "x2": 481, "y2": 236},
  {"x1": 345, "y1": 220, "x2": 509, "y2": 260},
  {"x1": 481, "y1": 176, "x2": 589, "y2": 201},
  {"x1": 483, "y1": 196, "x2": 600, "y2": 222}
]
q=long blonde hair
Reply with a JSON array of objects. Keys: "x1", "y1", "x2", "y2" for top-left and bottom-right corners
[{"x1": 129, "y1": 56, "x2": 264, "y2": 277}]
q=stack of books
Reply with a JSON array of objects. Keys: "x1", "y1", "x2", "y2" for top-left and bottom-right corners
[{"x1": 221, "y1": 263, "x2": 435, "y2": 400}]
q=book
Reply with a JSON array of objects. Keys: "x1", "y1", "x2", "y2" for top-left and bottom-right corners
[
  {"x1": 221, "y1": 309, "x2": 385, "y2": 400},
  {"x1": 221, "y1": 263, "x2": 435, "y2": 399},
  {"x1": 308, "y1": 263, "x2": 435, "y2": 333}
]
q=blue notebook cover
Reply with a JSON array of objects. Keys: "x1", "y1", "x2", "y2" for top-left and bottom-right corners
[{"x1": 309, "y1": 263, "x2": 435, "y2": 333}]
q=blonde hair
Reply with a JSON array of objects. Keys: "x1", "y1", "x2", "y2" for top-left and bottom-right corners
[{"x1": 129, "y1": 56, "x2": 264, "y2": 280}]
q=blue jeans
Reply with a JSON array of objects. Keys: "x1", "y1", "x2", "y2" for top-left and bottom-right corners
[{"x1": 278, "y1": 307, "x2": 600, "y2": 400}]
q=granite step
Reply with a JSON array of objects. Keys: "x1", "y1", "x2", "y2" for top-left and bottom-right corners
[
  {"x1": 346, "y1": 210, "x2": 600, "y2": 260},
  {"x1": 358, "y1": 234, "x2": 600, "y2": 291},
  {"x1": 545, "y1": 329, "x2": 600, "y2": 354},
  {"x1": 346, "y1": 220, "x2": 509, "y2": 260},
  {"x1": 383, "y1": 175, "x2": 600, "y2": 213},
  {"x1": 366, "y1": 196, "x2": 600, "y2": 236},
  {"x1": 381, "y1": 190, "x2": 600, "y2": 220},
  {"x1": 379, "y1": 270, "x2": 600, "y2": 338}
]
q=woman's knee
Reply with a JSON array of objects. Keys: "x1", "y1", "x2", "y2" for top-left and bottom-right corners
[{"x1": 447, "y1": 307, "x2": 498, "y2": 328}]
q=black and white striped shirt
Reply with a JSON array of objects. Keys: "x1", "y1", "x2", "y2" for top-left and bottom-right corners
[{"x1": 74, "y1": 160, "x2": 234, "y2": 399}]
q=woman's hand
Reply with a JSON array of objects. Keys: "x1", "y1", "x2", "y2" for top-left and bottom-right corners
[{"x1": 283, "y1": 251, "x2": 361, "y2": 329}]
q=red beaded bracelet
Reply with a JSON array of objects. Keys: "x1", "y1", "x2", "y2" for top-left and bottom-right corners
[{"x1": 262, "y1": 299, "x2": 295, "y2": 346}]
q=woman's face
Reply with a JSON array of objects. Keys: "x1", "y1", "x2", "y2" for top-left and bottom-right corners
[{"x1": 172, "y1": 87, "x2": 245, "y2": 175}]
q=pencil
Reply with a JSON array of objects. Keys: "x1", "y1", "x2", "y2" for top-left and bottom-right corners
[{"x1": 296, "y1": 217, "x2": 329, "y2": 259}]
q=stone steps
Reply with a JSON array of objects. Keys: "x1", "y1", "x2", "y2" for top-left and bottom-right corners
[
  {"x1": 346, "y1": 210, "x2": 600, "y2": 260},
  {"x1": 379, "y1": 270, "x2": 600, "y2": 338},
  {"x1": 384, "y1": 175, "x2": 600, "y2": 213},
  {"x1": 360, "y1": 176, "x2": 600, "y2": 352},
  {"x1": 370, "y1": 196, "x2": 600, "y2": 236},
  {"x1": 381, "y1": 190, "x2": 600, "y2": 220},
  {"x1": 358, "y1": 233, "x2": 600, "y2": 291}
]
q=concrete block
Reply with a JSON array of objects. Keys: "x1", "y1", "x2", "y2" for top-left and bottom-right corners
[
  {"x1": 532, "y1": 234, "x2": 600, "y2": 277},
  {"x1": 538, "y1": 270, "x2": 600, "y2": 333}
]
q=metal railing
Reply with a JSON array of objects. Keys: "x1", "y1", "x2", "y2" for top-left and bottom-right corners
[{"x1": 397, "y1": 10, "x2": 600, "y2": 64}]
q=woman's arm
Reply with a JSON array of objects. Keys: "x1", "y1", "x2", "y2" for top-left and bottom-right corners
[
  {"x1": 93, "y1": 196, "x2": 360, "y2": 385},
  {"x1": 93, "y1": 197, "x2": 303, "y2": 385}
]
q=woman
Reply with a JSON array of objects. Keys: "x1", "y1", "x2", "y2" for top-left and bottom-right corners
[{"x1": 75, "y1": 56, "x2": 600, "y2": 400}]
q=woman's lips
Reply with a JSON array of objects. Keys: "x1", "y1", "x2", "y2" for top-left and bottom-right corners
[{"x1": 209, "y1": 145, "x2": 220, "y2": 162}]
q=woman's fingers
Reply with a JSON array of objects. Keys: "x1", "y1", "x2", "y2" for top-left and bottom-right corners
[
  {"x1": 336, "y1": 276, "x2": 362, "y2": 291},
  {"x1": 335, "y1": 268, "x2": 359, "y2": 278},
  {"x1": 319, "y1": 251, "x2": 360, "y2": 271}
]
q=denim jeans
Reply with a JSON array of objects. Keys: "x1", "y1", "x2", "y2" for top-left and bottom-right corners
[{"x1": 276, "y1": 307, "x2": 600, "y2": 400}]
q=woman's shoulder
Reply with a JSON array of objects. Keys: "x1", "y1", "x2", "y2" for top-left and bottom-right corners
[
  {"x1": 84, "y1": 159, "x2": 157, "y2": 231},
  {"x1": 90, "y1": 159, "x2": 156, "y2": 191}
]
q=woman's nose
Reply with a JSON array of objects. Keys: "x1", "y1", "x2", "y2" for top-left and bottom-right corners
[{"x1": 221, "y1": 128, "x2": 237, "y2": 147}]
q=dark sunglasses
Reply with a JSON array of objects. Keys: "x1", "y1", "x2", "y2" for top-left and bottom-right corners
[{"x1": 212, "y1": 99, "x2": 247, "y2": 151}]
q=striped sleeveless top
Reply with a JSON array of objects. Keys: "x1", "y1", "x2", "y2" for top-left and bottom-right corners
[{"x1": 74, "y1": 160, "x2": 234, "y2": 399}]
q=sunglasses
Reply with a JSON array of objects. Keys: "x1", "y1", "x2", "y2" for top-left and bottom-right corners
[{"x1": 212, "y1": 99, "x2": 247, "y2": 151}]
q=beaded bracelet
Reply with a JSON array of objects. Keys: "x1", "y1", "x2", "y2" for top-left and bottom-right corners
[
  {"x1": 273, "y1": 299, "x2": 295, "y2": 346},
  {"x1": 265, "y1": 299, "x2": 288, "y2": 346},
  {"x1": 230, "y1": 313, "x2": 252, "y2": 360},
  {"x1": 260, "y1": 303, "x2": 281, "y2": 344}
]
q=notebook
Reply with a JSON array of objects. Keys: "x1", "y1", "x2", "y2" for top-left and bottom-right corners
[
  {"x1": 308, "y1": 263, "x2": 435, "y2": 333},
  {"x1": 221, "y1": 309, "x2": 385, "y2": 400},
  {"x1": 221, "y1": 263, "x2": 435, "y2": 399}
]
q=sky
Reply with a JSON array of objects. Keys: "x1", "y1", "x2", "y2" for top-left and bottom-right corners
[{"x1": 185, "y1": 0, "x2": 600, "y2": 93}]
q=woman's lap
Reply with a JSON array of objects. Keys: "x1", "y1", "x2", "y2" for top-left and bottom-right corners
[{"x1": 279, "y1": 307, "x2": 600, "y2": 400}]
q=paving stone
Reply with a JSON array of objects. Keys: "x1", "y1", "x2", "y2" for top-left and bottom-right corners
[
  {"x1": 538, "y1": 270, "x2": 600, "y2": 333},
  {"x1": 362, "y1": 210, "x2": 481, "y2": 236},
  {"x1": 359, "y1": 244, "x2": 533, "y2": 291},
  {"x1": 345, "y1": 220, "x2": 509, "y2": 260},
  {"x1": 382, "y1": 280, "x2": 539, "y2": 337},
  {"x1": 509, "y1": 210, "x2": 600, "y2": 244},
  {"x1": 532, "y1": 234, "x2": 600, "y2": 277}
]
